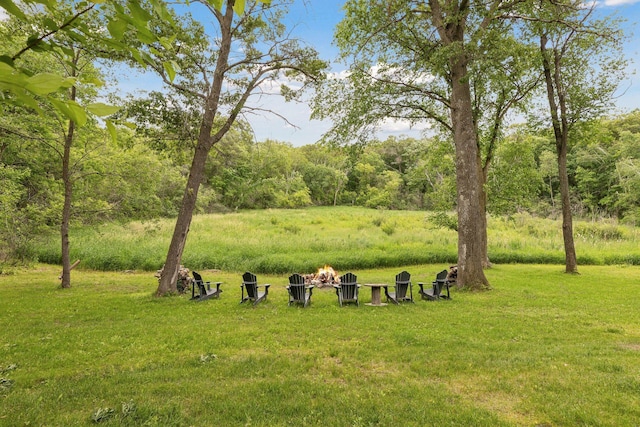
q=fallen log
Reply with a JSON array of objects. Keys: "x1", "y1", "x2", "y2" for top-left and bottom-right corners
[{"x1": 59, "y1": 259, "x2": 81, "y2": 280}]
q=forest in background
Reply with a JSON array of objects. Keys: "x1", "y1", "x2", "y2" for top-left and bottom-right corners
[{"x1": 2, "y1": 102, "x2": 640, "y2": 263}]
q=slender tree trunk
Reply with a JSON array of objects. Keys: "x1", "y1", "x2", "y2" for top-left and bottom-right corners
[
  {"x1": 540, "y1": 34, "x2": 578, "y2": 274},
  {"x1": 60, "y1": 117, "x2": 74, "y2": 289},
  {"x1": 557, "y1": 136, "x2": 578, "y2": 272},
  {"x1": 156, "y1": 2, "x2": 235, "y2": 295},
  {"x1": 479, "y1": 159, "x2": 492, "y2": 269},
  {"x1": 60, "y1": 56, "x2": 79, "y2": 289}
]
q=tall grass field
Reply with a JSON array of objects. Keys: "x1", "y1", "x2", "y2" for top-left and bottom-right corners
[
  {"x1": 1, "y1": 263, "x2": 639, "y2": 426},
  {"x1": 28, "y1": 207, "x2": 640, "y2": 272}
]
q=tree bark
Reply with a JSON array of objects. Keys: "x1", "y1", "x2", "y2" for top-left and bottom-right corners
[
  {"x1": 156, "y1": 1, "x2": 235, "y2": 295},
  {"x1": 479, "y1": 160, "x2": 492, "y2": 269},
  {"x1": 432, "y1": 0, "x2": 490, "y2": 290},
  {"x1": 60, "y1": 53, "x2": 79, "y2": 289},
  {"x1": 557, "y1": 137, "x2": 578, "y2": 272},
  {"x1": 540, "y1": 34, "x2": 579, "y2": 274},
  {"x1": 60, "y1": 117, "x2": 74, "y2": 289},
  {"x1": 450, "y1": 59, "x2": 491, "y2": 290}
]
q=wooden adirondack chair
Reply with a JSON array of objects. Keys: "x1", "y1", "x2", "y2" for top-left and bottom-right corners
[
  {"x1": 418, "y1": 269, "x2": 451, "y2": 301},
  {"x1": 240, "y1": 272, "x2": 270, "y2": 306},
  {"x1": 334, "y1": 272, "x2": 360, "y2": 307},
  {"x1": 190, "y1": 271, "x2": 222, "y2": 301},
  {"x1": 286, "y1": 273, "x2": 314, "y2": 307},
  {"x1": 385, "y1": 270, "x2": 414, "y2": 304}
]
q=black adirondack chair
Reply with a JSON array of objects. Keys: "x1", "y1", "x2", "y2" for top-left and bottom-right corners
[
  {"x1": 240, "y1": 272, "x2": 270, "y2": 306},
  {"x1": 190, "y1": 271, "x2": 222, "y2": 301},
  {"x1": 286, "y1": 273, "x2": 314, "y2": 307},
  {"x1": 385, "y1": 270, "x2": 414, "y2": 304},
  {"x1": 418, "y1": 269, "x2": 451, "y2": 301},
  {"x1": 334, "y1": 272, "x2": 360, "y2": 307}
]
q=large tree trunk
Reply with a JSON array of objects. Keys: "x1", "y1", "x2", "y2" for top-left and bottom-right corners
[
  {"x1": 450, "y1": 58, "x2": 491, "y2": 290},
  {"x1": 430, "y1": 0, "x2": 490, "y2": 290}
]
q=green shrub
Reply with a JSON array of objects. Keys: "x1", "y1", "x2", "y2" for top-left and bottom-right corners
[{"x1": 427, "y1": 211, "x2": 458, "y2": 231}]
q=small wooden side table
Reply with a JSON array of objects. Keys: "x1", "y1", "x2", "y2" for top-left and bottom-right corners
[{"x1": 363, "y1": 283, "x2": 388, "y2": 306}]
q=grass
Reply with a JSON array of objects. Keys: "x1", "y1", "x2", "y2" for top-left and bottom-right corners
[
  {"x1": 1, "y1": 263, "x2": 640, "y2": 426},
  {"x1": 28, "y1": 207, "x2": 640, "y2": 273}
]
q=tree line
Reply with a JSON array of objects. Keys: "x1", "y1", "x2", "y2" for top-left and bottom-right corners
[{"x1": 2, "y1": 108, "x2": 639, "y2": 249}]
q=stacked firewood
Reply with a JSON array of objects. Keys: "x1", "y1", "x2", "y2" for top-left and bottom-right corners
[
  {"x1": 303, "y1": 266, "x2": 341, "y2": 288},
  {"x1": 155, "y1": 265, "x2": 193, "y2": 294},
  {"x1": 447, "y1": 265, "x2": 458, "y2": 283}
]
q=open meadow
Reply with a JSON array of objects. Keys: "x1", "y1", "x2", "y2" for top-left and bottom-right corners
[
  {"x1": 2, "y1": 207, "x2": 640, "y2": 425},
  {"x1": 28, "y1": 207, "x2": 640, "y2": 272}
]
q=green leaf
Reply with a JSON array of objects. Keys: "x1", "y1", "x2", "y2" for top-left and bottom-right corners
[
  {"x1": 134, "y1": 24, "x2": 156, "y2": 44},
  {"x1": 232, "y1": 0, "x2": 245, "y2": 16},
  {"x1": 150, "y1": 0, "x2": 174, "y2": 24},
  {"x1": 82, "y1": 76, "x2": 103, "y2": 86},
  {"x1": 58, "y1": 45, "x2": 75, "y2": 58},
  {"x1": 163, "y1": 61, "x2": 176, "y2": 83},
  {"x1": 31, "y1": 0, "x2": 58, "y2": 10},
  {"x1": 43, "y1": 18, "x2": 59, "y2": 31},
  {"x1": 130, "y1": 49, "x2": 145, "y2": 66},
  {"x1": 0, "y1": 0, "x2": 27, "y2": 20},
  {"x1": 26, "y1": 35, "x2": 51, "y2": 53},
  {"x1": 50, "y1": 99, "x2": 87, "y2": 126},
  {"x1": 158, "y1": 35, "x2": 176, "y2": 51},
  {"x1": 127, "y1": 0, "x2": 153, "y2": 22},
  {"x1": 107, "y1": 18, "x2": 128, "y2": 40},
  {"x1": 208, "y1": 0, "x2": 223, "y2": 11},
  {"x1": 106, "y1": 120, "x2": 117, "y2": 142},
  {"x1": 25, "y1": 73, "x2": 67, "y2": 95},
  {"x1": 0, "y1": 63, "x2": 26, "y2": 88},
  {"x1": 66, "y1": 100, "x2": 88, "y2": 126},
  {"x1": 50, "y1": 98, "x2": 73, "y2": 119},
  {"x1": 65, "y1": 30, "x2": 87, "y2": 44},
  {"x1": 87, "y1": 103, "x2": 120, "y2": 117}
]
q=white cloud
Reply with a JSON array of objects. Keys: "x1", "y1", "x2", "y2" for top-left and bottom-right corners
[
  {"x1": 370, "y1": 63, "x2": 434, "y2": 85},
  {"x1": 378, "y1": 117, "x2": 431, "y2": 133},
  {"x1": 327, "y1": 69, "x2": 351, "y2": 80},
  {"x1": 256, "y1": 74, "x2": 304, "y2": 95},
  {"x1": 0, "y1": 8, "x2": 9, "y2": 21}
]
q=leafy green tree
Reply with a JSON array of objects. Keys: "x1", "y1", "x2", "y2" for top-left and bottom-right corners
[
  {"x1": 402, "y1": 137, "x2": 456, "y2": 211},
  {"x1": 523, "y1": 0, "x2": 628, "y2": 273},
  {"x1": 299, "y1": 144, "x2": 349, "y2": 206},
  {"x1": 127, "y1": 0, "x2": 327, "y2": 295},
  {"x1": 487, "y1": 132, "x2": 543, "y2": 215},
  {"x1": 314, "y1": 0, "x2": 546, "y2": 289},
  {"x1": 1, "y1": 0, "x2": 174, "y2": 285},
  {"x1": 0, "y1": 0, "x2": 171, "y2": 126}
]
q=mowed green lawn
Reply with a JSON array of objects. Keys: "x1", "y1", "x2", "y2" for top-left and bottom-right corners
[{"x1": 1, "y1": 263, "x2": 639, "y2": 426}]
